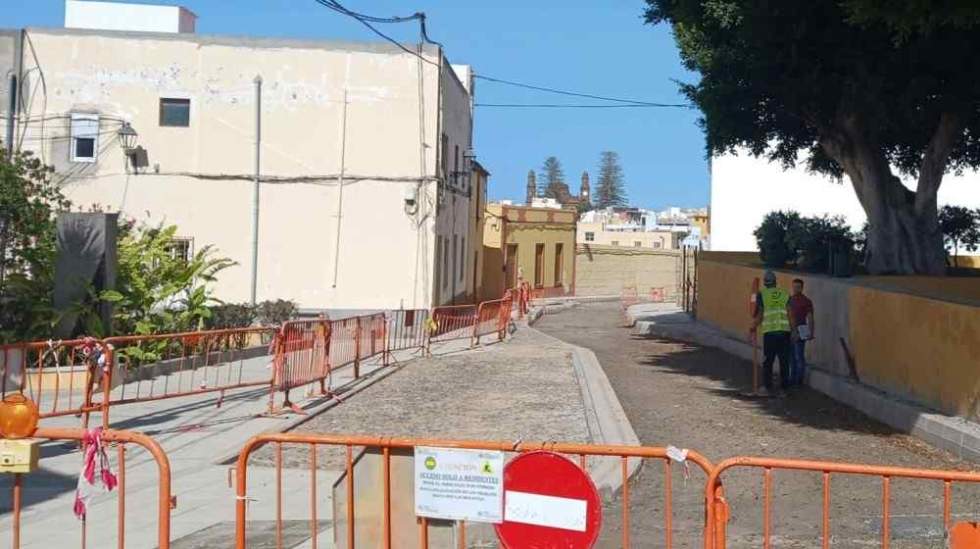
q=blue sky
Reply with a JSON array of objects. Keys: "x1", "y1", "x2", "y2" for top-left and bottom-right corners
[{"x1": 6, "y1": 0, "x2": 708, "y2": 209}]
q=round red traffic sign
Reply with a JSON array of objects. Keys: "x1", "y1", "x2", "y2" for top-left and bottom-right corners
[{"x1": 494, "y1": 451, "x2": 602, "y2": 548}]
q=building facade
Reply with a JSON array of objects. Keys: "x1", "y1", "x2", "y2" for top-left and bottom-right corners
[
  {"x1": 482, "y1": 203, "x2": 576, "y2": 298},
  {"x1": 710, "y1": 150, "x2": 980, "y2": 251},
  {"x1": 2, "y1": 17, "x2": 480, "y2": 311}
]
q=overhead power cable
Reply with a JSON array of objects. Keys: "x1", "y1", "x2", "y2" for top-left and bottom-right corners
[
  {"x1": 476, "y1": 103, "x2": 691, "y2": 109},
  {"x1": 310, "y1": 0, "x2": 689, "y2": 109},
  {"x1": 473, "y1": 75, "x2": 689, "y2": 107}
]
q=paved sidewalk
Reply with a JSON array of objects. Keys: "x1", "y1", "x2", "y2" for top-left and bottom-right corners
[{"x1": 0, "y1": 342, "x2": 418, "y2": 549}]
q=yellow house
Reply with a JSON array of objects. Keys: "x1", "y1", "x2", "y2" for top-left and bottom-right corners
[{"x1": 482, "y1": 203, "x2": 576, "y2": 299}]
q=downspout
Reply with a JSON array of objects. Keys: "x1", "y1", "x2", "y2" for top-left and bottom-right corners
[
  {"x1": 432, "y1": 46, "x2": 444, "y2": 306},
  {"x1": 331, "y1": 89, "x2": 349, "y2": 288},
  {"x1": 250, "y1": 75, "x2": 262, "y2": 305}
]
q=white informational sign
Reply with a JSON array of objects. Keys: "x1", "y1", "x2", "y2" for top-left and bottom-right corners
[
  {"x1": 414, "y1": 446, "x2": 504, "y2": 523},
  {"x1": 504, "y1": 490, "x2": 588, "y2": 532}
]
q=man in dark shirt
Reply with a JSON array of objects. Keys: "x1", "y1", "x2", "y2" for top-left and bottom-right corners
[{"x1": 788, "y1": 278, "x2": 814, "y2": 386}]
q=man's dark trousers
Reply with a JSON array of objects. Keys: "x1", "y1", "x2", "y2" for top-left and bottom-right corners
[{"x1": 763, "y1": 331, "x2": 791, "y2": 390}]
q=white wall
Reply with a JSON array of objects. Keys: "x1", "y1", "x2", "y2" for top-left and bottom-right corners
[
  {"x1": 710, "y1": 150, "x2": 980, "y2": 251},
  {"x1": 16, "y1": 28, "x2": 464, "y2": 310},
  {"x1": 65, "y1": 1, "x2": 196, "y2": 34}
]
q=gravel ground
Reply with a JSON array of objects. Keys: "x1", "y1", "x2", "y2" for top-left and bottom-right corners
[
  {"x1": 535, "y1": 302, "x2": 980, "y2": 549},
  {"x1": 250, "y1": 328, "x2": 590, "y2": 471}
]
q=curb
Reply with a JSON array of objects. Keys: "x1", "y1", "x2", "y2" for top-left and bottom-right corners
[
  {"x1": 631, "y1": 307, "x2": 980, "y2": 464},
  {"x1": 530, "y1": 326, "x2": 643, "y2": 501}
]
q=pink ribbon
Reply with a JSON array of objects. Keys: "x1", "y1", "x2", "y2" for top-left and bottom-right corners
[{"x1": 73, "y1": 428, "x2": 118, "y2": 519}]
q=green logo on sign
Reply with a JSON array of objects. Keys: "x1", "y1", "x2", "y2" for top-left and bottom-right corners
[
  {"x1": 482, "y1": 461, "x2": 493, "y2": 474},
  {"x1": 424, "y1": 456, "x2": 437, "y2": 470}
]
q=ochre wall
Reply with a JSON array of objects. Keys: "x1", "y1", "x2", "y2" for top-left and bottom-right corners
[
  {"x1": 575, "y1": 245, "x2": 680, "y2": 298},
  {"x1": 697, "y1": 252, "x2": 980, "y2": 420}
]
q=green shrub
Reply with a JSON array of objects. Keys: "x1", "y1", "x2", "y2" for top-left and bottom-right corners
[
  {"x1": 256, "y1": 299, "x2": 296, "y2": 326},
  {"x1": 787, "y1": 215, "x2": 853, "y2": 273},
  {"x1": 207, "y1": 302, "x2": 256, "y2": 329},
  {"x1": 753, "y1": 211, "x2": 801, "y2": 267}
]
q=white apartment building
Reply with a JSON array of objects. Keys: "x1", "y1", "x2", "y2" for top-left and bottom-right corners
[
  {"x1": 2, "y1": 2, "x2": 481, "y2": 311},
  {"x1": 711, "y1": 151, "x2": 980, "y2": 251}
]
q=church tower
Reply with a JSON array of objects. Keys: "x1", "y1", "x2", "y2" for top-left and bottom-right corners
[
  {"x1": 526, "y1": 170, "x2": 537, "y2": 204},
  {"x1": 580, "y1": 171, "x2": 591, "y2": 202}
]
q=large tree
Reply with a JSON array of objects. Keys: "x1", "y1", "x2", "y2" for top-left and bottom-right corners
[
  {"x1": 595, "y1": 151, "x2": 628, "y2": 208},
  {"x1": 539, "y1": 156, "x2": 565, "y2": 199},
  {"x1": 646, "y1": 1, "x2": 980, "y2": 274}
]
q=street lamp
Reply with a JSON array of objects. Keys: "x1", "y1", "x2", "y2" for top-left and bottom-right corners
[
  {"x1": 117, "y1": 122, "x2": 140, "y2": 174},
  {"x1": 117, "y1": 122, "x2": 138, "y2": 152}
]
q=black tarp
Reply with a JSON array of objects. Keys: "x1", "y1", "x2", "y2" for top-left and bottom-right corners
[{"x1": 53, "y1": 212, "x2": 117, "y2": 338}]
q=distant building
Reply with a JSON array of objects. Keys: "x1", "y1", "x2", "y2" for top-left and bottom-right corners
[
  {"x1": 710, "y1": 150, "x2": 980, "y2": 251},
  {"x1": 575, "y1": 206, "x2": 707, "y2": 250},
  {"x1": 482, "y1": 203, "x2": 576, "y2": 298},
  {"x1": 526, "y1": 170, "x2": 590, "y2": 211}
]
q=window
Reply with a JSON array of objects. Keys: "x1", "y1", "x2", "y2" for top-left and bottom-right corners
[
  {"x1": 554, "y1": 243, "x2": 563, "y2": 286},
  {"x1": 653, "y1": 241, "x2": 662, "y2": 249},
  {"x1": 584, "y1": 232, "x2": 595, "y2": 242},
  {"x1": 611, "y1": 240, "x2": 619, "y2": 246},
  {"x1": 442, "y1": 237, "x2": 449, "y2": 290},
  {"x1": 70, "y1": 113, "x2": 99, "y2": 163},
  {"x1": 459, "y1": 236, "x2": 466, "y2": 282},
  {"x1": 159, "y1": 98, "x2": 191, "y2": 127},
  {"x1": 452, "y1": 235, "x2": 458, "y2": 289},
  {"x1": 634, "y1": 241, "x2": 642, "y2": 247},
  {"x1": 166, "y1": 238, "x2": 193, "y2": 263},
  {"x1": 534, "y1": 243, "x2": 545, "y2": 288}
]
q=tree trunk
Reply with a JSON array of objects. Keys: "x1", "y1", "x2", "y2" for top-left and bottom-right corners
[
  {"x1": 819, "y1": 113, "x2": 950, "y2": 275},
  {"x1": 862, "y1": 195, "x2": 945, "y2": 275}
]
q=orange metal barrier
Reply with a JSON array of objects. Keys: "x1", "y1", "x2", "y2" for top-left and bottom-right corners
[
  {"x1": 233, "y1": 432, "x2": 716, "y2": 549},
  {"x1": 704, "y1": 456, "x2": 980, "y2": 549},
  {"x1": 4, "y1": 427, "x2": 172, "y2": 549},
  {"x1": 529, "y1": 286, "x2": 571, "y2": 301},
  {"x1": 386, "y1": 309, "x2": 430, "y2": 353},
  {"x1": 429, "y1": 305, "x2": 478, "y2": 344},
  {"x1": 102, "y1": 327, "x2": 277, "y2": 426},
  {"x1": 1, "y1": 338, "x2": 106, "y2": 426},
  {"x1": 272, "y1": 320, "x2": 330, "y2": 409},
  {"x1": 473, "y1": 296, "x2": 513, "y2": 345}
]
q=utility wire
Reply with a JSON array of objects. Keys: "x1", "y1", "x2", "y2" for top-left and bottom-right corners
[
  {"x1": 310, "y1": 0, "x2": 689, "y2": 108},
  {"x1": 473, "y1": 75, "x2": 689, "y2": 107},
  {"x1": 476, "y1": 103, "x2": 691, "y2": 109}
]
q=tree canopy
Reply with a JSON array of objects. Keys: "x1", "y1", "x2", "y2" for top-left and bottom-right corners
[
  {"x1": 595, "y1": 151, "x2": 628, "y2": 208},
  {"x1": 646, "y1": 0, "x2": 980, "y2": 274},
  {"x1": 539, "y1": 156, "x2": 566, "y2": 199}
]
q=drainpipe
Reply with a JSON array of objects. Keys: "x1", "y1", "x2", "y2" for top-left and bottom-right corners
[
  {"x1": 331, "y1": 89, "x2": 349, "y2": 288},
  {"x1": 250, "y1": 75, "x2": 262, "y2": 305},
  {"x1": 5, "y1": 73, "x2": 14, "y2": 157}
]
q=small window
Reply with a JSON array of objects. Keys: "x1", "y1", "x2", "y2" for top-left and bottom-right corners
[
  {"x1": 611, "y1": 240, "x2": 619, "y2": 246},
  {"x1": 70, "y1": 113, "x2": 99, "y2": 163},
  {"x1": 459, "y1": 236, "x2": 466, "y2": 282},
  {"x1": 653, "y1": 241, "x2": 662, "y2": 249},
  {"x1": 584, "y1": 232, "x2": 595, "y2": 242},
  {"x1": 160, "y1": 98, "x2": 191, "y2": 127},
  {"x1": 166, "y1": 238, "x2": 193, "y2": 263},
  {"x1": 634, "y1": 241, "x2": 642, "y2": 247}
]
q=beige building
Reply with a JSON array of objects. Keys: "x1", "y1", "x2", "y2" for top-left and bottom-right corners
[
  {"x1": 482, "y1": 203, "x2": 576, "y2": 299},
  {"x1": 3, "y1": 14, "x2": 480, "y2": 310},
  {"x1": 577, "y1": 222, "x2": 679, "y2": 250}
]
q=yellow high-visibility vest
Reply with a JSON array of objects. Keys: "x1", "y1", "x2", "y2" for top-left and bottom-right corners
[{"x1": 760, "y1": 287, "x2": 790, "y2": 334}]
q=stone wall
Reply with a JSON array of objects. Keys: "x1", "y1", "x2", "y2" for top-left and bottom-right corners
[{"x1": 575, "y1": 245, "x2": 680, "y2": 298}]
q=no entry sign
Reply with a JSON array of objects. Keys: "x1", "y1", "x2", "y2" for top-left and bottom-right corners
[{"x1": 495, "y1": 451, "x2": 602, "y2": 548}]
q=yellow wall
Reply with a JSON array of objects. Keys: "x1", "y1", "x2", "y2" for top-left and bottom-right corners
[
  {"x1": 481, "y1": 204, "x2": 576, "y2": 295},
  {"x1": 575, "y1": 245, "x2": 679, "y2": 298},
  {"x1": 697, "y1": 252, "x2": 980, "y2": 421}
]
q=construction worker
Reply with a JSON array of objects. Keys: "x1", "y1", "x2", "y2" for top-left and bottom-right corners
[{"x1": 752, "y1": 270, "x2": 793, "y2": 396}]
